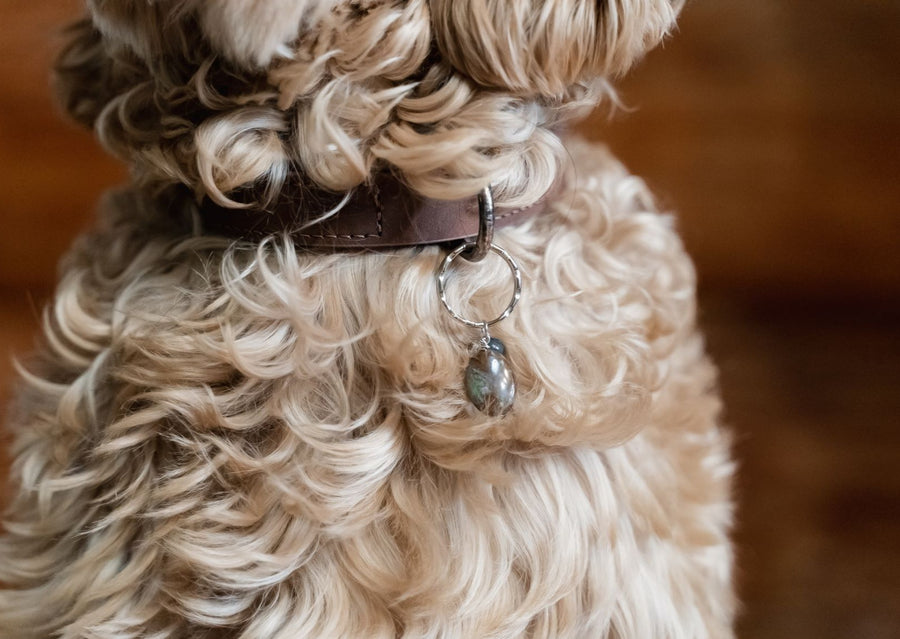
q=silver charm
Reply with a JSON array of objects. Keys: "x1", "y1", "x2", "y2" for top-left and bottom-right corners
[{"x1": 437, "y1": 187, "x2": 522, "y2": 416}]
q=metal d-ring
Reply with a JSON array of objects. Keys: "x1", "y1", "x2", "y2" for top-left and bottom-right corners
[
  {"x1": 459, "y1": 186, "x2": 494, "y2": 263},
  {"x1": 437, "y1": 241, "x2": 522, "y2": 329}
]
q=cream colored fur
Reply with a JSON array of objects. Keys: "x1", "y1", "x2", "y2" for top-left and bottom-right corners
[{"x1": 0, "y1": 1, "x2": 734, "y2": 637}]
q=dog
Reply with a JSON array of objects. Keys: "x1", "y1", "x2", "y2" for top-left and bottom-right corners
[{"x1": 0, "y1": 1, "x2": 735, "y2": 637}]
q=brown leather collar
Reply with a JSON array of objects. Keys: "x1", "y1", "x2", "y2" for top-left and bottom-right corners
[{"x1": 197, "y1": 173, "x2": 559, "y2": 250}]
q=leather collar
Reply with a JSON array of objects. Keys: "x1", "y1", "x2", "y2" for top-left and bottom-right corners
[{"x1": 197, "y1": 172, "x2": 559, "y2": 250}]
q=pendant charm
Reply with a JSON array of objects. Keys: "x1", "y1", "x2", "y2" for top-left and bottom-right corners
[
  {"x1": 465, "y1": 337, "x2": 516, "y2": 417},
  {"x1": 437, "y1": 240, "x2": 522, "y2": 417}
]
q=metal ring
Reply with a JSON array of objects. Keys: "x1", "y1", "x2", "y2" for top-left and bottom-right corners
[
  {"x1": 437, "y1": 242, "x2": 522, "y2": 328},
  {"x1": 460, "y1": 186, "x2": 494, "y2": 263}
]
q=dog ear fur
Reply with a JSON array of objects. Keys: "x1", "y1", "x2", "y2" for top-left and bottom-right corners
[
  {"x1": 431, "y1": 0, "x2": 683, "y2": 97},
  {"x1": 86, "y1": 0, "x2": 334, "y2": 67},
  {"x1": 197, "y1": 0, "x2": 339, "y2": 67}
]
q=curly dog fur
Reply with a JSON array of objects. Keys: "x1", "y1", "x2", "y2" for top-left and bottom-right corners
[{"x1": 0, "y1": 1, "x2": 735, "y2": 637}]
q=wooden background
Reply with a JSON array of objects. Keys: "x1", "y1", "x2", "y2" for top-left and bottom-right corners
[{"x1": 1, "y1": 2, "x2": 898, "y2": 637}]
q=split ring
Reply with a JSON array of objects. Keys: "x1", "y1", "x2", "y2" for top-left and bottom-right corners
[{"x1": 437, "y1": 242, "x2": 522, "y2": 328}]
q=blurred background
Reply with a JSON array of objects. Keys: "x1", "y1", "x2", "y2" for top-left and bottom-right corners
[{"x1": 1, "y1": 1, "x2": 898, "y2": 637}]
